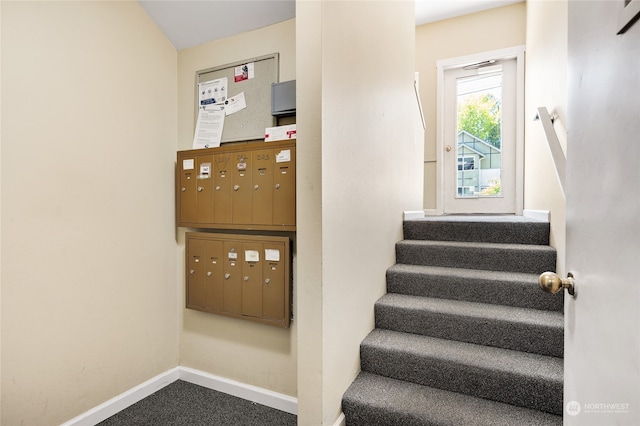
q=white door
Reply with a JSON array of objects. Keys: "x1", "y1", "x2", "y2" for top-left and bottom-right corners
[
  {"x1": 564, "y1": 1, "x2": 640, "y2": 424},
  {"x1": 440, "y1": 54, "x2": 521, "y2": 214}
]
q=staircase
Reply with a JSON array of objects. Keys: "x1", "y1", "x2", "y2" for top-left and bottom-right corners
[{"x1": 342, "y1": 216, "x2": 564, "y2": 425}]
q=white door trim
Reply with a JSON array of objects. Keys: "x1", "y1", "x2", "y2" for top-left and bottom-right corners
[{"x1": 435, "y1": 45, "x2": 525, "y2": 215}]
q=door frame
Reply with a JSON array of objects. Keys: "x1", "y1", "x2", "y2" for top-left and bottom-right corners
[{"x1": 435, "y1": 45, "x2": 525, "y2": 215}]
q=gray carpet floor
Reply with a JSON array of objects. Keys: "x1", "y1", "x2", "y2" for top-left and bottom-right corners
[{"x1": 97, "y1": 380, "x2": 297, "y2": 426}]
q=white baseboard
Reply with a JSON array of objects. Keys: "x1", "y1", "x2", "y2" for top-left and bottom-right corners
[
  {"x1": 333, "y1": 412, "x2": 346, "y2": 426},
  {"x1": 61, "y1": 366, "x2": 298, "y2": 425},
  {"x1": 179, "y1": 366, "x2": 297, "y2": 415},
  {"x1": 403, "y1": 210, "x2": 426, "y2": 220},
  {"x1": 523, "y1": 209, "x2": 550, "y2": 222},
  {"x1": 61, "y1": 367, "x2": 180, "y2": 426}
]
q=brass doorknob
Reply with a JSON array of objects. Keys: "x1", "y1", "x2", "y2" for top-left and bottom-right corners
[
  {"x1": 539, "y1": 271, "x2": 576, "y2": 297},
  {"x1": 445, "y1": 145, "x2": 452, "y2": 152}
]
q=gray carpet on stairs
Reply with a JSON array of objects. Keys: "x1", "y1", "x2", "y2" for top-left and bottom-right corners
[
  {"x1": 396, "y1": 240, "x2": 557, "y2": 274},
  {"x1": 361, "y1": 329, "x2": 563, "y2": 415},
  {"x1": 386, "y1": 264, "x2": 563, "y2": 311},
  {"x1": 403, "y1": 215, "x2": 551, "y2": 245},
  {"x1": 342, "y1": 216, "x2": 564, "y2": 425},
  {"x1": 343, "y1": 372, "x2": 562, "y2": 426},
  {"x1": 375, "y1": 293, "x2": 564, "y2": 357}
]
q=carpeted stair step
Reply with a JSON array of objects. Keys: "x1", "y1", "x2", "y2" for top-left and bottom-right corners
[
  {"x1": 342, "y1": 372, "x2": 563, "y2": 426},
  {"x1": 403, "y1": 216, "x2": 550, "y2": 245},
  {"x1": 386, "y1": 264, "x2": 563, "y2": 312},
  {"x1": 375, "y1": 293, "x2": 563, "y2": 357},
  {"x1": 396, "y1": 240, "x2": 556, "y2": 274},
  {"x1": 360, "y1": 329, "x2": 563, "y2": 415}
]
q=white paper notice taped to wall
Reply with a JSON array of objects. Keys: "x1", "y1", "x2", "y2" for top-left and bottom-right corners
[
  {"x1": 265, "y1": 124, "x2": 296, "y2": 142},
  {"x1": 193, "y1": 105, "x2": 225, "y2": 149}
]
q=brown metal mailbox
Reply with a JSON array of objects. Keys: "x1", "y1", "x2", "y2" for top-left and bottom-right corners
[
  {"x1": 185, "y1": 232, "x2": 291, "y2": 327},
  {"x1": 177, "y1": 140, "x2": 296, "y2": 231}
]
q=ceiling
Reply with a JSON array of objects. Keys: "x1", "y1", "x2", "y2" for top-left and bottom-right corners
[{"x1": 139, "y1": 0, "x2": 523, "y2": 51}]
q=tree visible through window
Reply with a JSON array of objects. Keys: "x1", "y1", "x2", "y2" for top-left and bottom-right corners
[
  {"x1": 456, "y1": 72, "x2": 503, "y2": 196},
  {"x1": 457, "y1": 92, "x2": 502, "y2": 148}
]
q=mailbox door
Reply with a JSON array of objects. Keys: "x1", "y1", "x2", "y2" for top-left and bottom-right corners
[
  {"x1": 214, "y1": 153, "x2": 232, "y2": 224},
  {"x1": 179, "y1": 155, "x2": 197, "y2": 224},
  {"x1": 232, "y1": 151, "x2": 252, "y2": 225},
  {"x1": 186, "y1": 237, "x2": 206, "y2": 309},
  {"x1": 195, "y1": 155, "x2": 214, "y2": 224},
  {"x1": 262, "y1": 242, "x2": 286, "y2": 322},
  {"x1": 241, "y1": 242, "x2": 263, "y2": 318},
  {"x1": 204, "y1": 239, "x2": 224, "y2": 312},
  {"x1": 252, "y1": 149, "x2": 274, "y2": 225},
  {"x1": 222, "y1": 240, "x2": 242, "y2": 314},
  {"x1": 273, "y1": 147, "x2": 296, "y2": 226}
]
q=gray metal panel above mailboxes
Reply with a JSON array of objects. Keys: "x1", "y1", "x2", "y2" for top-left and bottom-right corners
[{"x1": 271, "y1": 80, "x2": 296, "y2": 117}]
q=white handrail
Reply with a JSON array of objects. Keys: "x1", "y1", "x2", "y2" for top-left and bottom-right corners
[{"x1": 535, "y1": 107, "x2": 566, "y2": 197}]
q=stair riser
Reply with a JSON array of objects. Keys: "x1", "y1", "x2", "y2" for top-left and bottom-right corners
[
  {"x1": 404, "y1": 220, "x2": 551, "y2": 245},
  {"x1": 386, "y1": 269, "x2": 564, "y2": 312},
  {"x1": 375, "y1": 304, "x2": 564, "y2": 358},
  {"x1": 360, "y1": 346, "x2": 563, "y2": 415},
  {"x1": 396, "y1": 243, "x2": 557, "y2": 274}
]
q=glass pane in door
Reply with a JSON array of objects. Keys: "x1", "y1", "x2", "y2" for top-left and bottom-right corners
[{"x1": 456, "y1": 71, "x2": 503, "y2": 197}]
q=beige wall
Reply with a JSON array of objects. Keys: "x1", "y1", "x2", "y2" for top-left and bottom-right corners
[
  {"x1": 524, "y1": 0, "x2": 567, "y2": 274},
  {"x1": 295, "y1": 0, "x2": 324, "y2": 422},
  {"x1": 176, "y1": 20, "x2": 298, "y2": 397},
  {"x1": 1, "y1": 2, "x2": 178, "y2": 425},
  {"x1": 415, "y1": 3, "x2": 526, "y2": 210},
  {"x1": 297, "y1": 1, "x2": 422, "y2": 424}
]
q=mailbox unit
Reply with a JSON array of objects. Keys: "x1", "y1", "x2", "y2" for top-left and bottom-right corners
[
  {"x1": 176, "y1": 140, "x2": 296, "y2": 231},
  {"x1": 186, "y1": 232, "x2": 291, "y2": 327}
]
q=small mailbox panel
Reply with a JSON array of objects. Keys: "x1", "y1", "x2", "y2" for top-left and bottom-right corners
[{"x1": 185, "y1": 232, "x2": 291, "y2": 327}]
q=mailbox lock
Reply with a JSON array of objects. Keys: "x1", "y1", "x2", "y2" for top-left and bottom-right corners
[
  {"x1": 275, "y1": 184, "x2": 281, "y2": 189},
  {"x1": 224, "y1": 273, "x2": 231, "y2": 279},
  {"x1": 197, "y1": 186, "x2": 203, "y2": 192},
  {"x1": 244, "y1": 276, "x2": 249, "y2": 282},
  {"x1": 254, "y1": 185, "x2": 259, "y2": 190},
  {"x1": 264, "y1": 278, "x2": 271, "y2": 284},
  {"x1": 207, "y1": 272, "x2": 212, "y2": 277},
  {"x1": 215, "y1": 186, "x2": 221, "y2": 191},
  {"x1": 233, "y1": 185, "x2": 240, "y2": 191},
  {"x1": 189, "y1": 269, "x2": 195, "y2": 275},
  {"x1": 181, "y1": 187, "x2": 186, "y2": 192}
]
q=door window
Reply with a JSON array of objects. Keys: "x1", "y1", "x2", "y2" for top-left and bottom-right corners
[{"x1": 439, "y1": 51, "x2": 522, "y2": 214}]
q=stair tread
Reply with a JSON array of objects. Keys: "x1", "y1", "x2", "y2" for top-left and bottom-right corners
[
  {"x1": 386, "y1": 263, "x2": 564, "y2": 312},
  {"x1": 396, "y1": 240, "x2": 557, "y2": 274},
  {"x1": 388, "y1": 263, "x2": 541, "y2": 282},
  {"x1": 343, "y1": 372, "x2": 563, "y2": 426},
  {"x1": 377, "y1": 293, "x2": 563, "y2": 327},
  {"x1": 398, "y1": 239, "x2": 556, "y2": 252},
  {"x1": 363, "y1": 328, "x2": 563, "y2": 381},
  {"x1": 403, "y1": 216, "x2": 551, "y2": 245}
]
